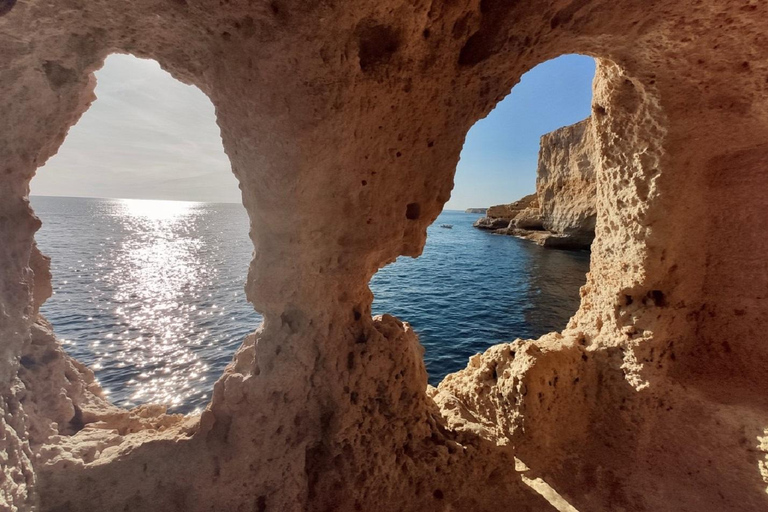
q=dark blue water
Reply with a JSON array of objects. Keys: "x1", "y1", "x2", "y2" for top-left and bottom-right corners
[
  {"x1": 371, "y1": 209, "x2": 590, "y2": 383},
  {"x1": 32, "y1": 196, "x2": 589, "y2": 413}
]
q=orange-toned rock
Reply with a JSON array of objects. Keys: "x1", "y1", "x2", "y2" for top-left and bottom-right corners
[{"x1": 474, "y1": 194, "x2": 538, "y2": 229}]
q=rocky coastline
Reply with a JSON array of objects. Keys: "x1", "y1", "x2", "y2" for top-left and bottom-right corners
[{"x1": 474, "y1": 118, "x2": 596, "y2": 250}]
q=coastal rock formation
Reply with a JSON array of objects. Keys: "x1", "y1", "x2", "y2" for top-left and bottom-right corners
[
  {"x1": 537, "y1": 118, "x2": 596, "y2": 241},
  {"x1": 2, "y1": 1, "x2": 768, "y2": 511},
  {"x1": 473, "y1": 216, "x2": 510, "y2": 230},
  {"x1": 510, "y1": 205, "x2": 545, "y2": 231},
  {"x1": 464, "y1": 208, "x2": 487, "y2": 214},
  {"x1": 474, "y1": 118, "x2": 596, "y2": 249},
  {"x1": 473, "y1": 193, "x2": 538, "y2": 229}
]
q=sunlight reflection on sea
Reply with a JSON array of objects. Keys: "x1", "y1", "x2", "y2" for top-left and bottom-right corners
[
  {"x1": 33, "y1": 197, "x2": 590, "y2": 414},
  {"x1": 35, "y1": 197, "x2": 259, "y2": 414}
]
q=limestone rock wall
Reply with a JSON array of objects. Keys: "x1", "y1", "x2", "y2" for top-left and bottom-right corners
[
  {"x1": 473, "y1": 117, "x2": 597, "y2": 249},
  {"x1": 537, "y1": 117, "x2": 597, "y2": 241},
  {"x1": 1, "y1": 0, "x2": 768, "y2": 511},
  {"x1": 474, "y1": 193, "x2": 538, "y2": 229}
]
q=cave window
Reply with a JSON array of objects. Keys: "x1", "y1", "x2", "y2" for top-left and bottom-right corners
[
  {"x1": 370, "y1": 54, "x2": 596, "y2": 386},
  {"x1": 30, "y1": 54, "x2": 259, "y2": 414}
]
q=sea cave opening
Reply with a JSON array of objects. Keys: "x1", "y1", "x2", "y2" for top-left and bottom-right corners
[
  {"x1": 27, "y1": 52, "x2": 599, "y2": 411},
  {"x1": 29, "y1": 54, "x2": 259, "y2": 414},
  {"x1": 371, "y1": 54, "x2": 597, "y2": 386}
]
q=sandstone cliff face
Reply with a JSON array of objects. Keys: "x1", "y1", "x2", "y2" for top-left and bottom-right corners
[
  {"x1": 537, "y1": 118, "x2": 597, "y2": 242},
  {"x1": 2, "y1": 1, "x2": 768, "y2": 511},
  {"x1": 474, "y1": 193, "x2": 538, "y2": 229},
  {"x1": 474, "y1": 118, "x2": 596, "y2": 249}
]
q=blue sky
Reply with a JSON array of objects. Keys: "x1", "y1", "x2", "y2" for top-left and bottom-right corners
[
  {"x1": 32, "y1": 54, "x2": 595, "y2": 208},
  {"x1": 448, "y1": 54, "x2": 596, "y2": 209}
]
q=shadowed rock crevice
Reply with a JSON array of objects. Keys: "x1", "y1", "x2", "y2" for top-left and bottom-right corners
[
  {"x1": 458, "y1": 0, "x2": 521, "y2": 67},
  {"x1": 357, "y1": 22, "x2": 401, "y2": 73},
  {"x1": 42, "y1": 61, "x2": 78, "y2": 90},
  {"x1": 0, "y1": 0, "x2": 15, "y2": 16}
]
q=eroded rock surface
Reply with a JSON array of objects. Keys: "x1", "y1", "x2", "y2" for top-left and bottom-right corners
[
  {"x1": 537, "y1": 118, "x2": 596, "y2": 242},
  {"x1": 1, "y1": 0, "x2": 768, "y2": 511},
  {"x1": 473, "y1": 194, "x2": 539, "y2": 230}
]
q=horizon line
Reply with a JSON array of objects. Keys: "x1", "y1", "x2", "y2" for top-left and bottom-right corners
[
  {"x1": 29, "y1": 193, "x2": 243, "y2": 206},
  {"x1": 30, "y1": 194, "x2": 485, "y2": 212}
]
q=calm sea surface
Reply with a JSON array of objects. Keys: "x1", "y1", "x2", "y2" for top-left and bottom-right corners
[{"x1": 32, "y1": 196, "x2": 590, "y2": 414}]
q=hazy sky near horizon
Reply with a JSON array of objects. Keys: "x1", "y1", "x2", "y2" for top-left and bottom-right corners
[
  {"x1": 32, "y1": 55, "x2": 238, "y2": 203},
  {"x1": 31, "y1": 53, "x2": 595, "y2": 208}
]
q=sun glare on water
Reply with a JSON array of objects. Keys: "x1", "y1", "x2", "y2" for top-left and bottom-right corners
[
  {"x1": 120, "y1": 197, "x2": 200, "y2": 221},
  {"x1": 96, "y1": 198, "x2": 213, "y2": 411}
]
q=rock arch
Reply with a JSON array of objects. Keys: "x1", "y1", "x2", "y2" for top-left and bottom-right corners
[{"x1": 1, "y1": 0, "x2": 767, "y2": 510}]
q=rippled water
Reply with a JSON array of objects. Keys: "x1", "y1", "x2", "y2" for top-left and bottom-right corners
[
  {"x1": 371, "y1": 210, "x2": 590, "y2": 383},
  {"x1": 32, "y1": 197, "x2": 590, "y2": 413}
]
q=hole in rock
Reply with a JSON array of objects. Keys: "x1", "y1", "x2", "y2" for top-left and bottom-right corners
[
  {"x1": 31, "y1": 54, "x2": 261, "y2": 414},
  {"x1": 371, "y1": 55, "x2": 596, "y2": 385},
  {"x1": 406, "y1": 202, "x2": 421, "y2": 220},
  {"x1": 357, "y1": 22, "x2": 400, "y2": 73}
]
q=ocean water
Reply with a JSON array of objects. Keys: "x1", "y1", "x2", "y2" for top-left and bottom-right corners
[{"x1": 32, "y1": 196, "x2": 590, "y2": 414}]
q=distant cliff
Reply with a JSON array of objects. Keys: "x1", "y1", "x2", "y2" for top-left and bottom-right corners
[
  {"x1": 464, "y1": 207, "x2": 487, "y2": 214},
  {"x1": 474, "y1": 118, "x2": 596, "y2": 250},
  {"x1": 473, "y1": 194, "x2": 538, "y2": 230}
]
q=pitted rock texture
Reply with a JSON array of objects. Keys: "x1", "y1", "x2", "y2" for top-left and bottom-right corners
[
  {"x1": 474, "y1": 117, "x2": 596, "y2": 249},
  {"x1": 2, "y1": 0, "x2": 768, "y2": 511}
]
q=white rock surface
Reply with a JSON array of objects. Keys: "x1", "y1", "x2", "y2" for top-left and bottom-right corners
[
  {"x1": 475, "y1": 118, "x2": 597, "y2": 249},
  {"x1": 537, "y1": 118, "x2": 596, "y2": 242}
]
